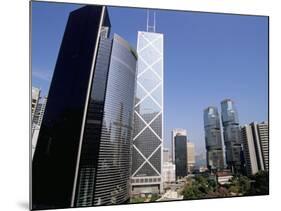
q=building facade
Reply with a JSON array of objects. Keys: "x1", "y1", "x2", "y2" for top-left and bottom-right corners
[
  {"x1": 203, "y1": 107, "x2": 224, "y2": 171},
  {"x1": 171, "y1": 128, "x2": 187, "y2": 163},
  {"x1": 186, "y1": 142, "x2": 195, "y2": 173},
  {"x1": 131, "y1": 30, "x2": 164, "y2": 194},
  {"x1": 241, "y1": 121, "x2": 268, "y2": 175},
  {"x1": 163, "y1": 162, "x2": 176, "y2": 183},
  {"x1": 32, "y1": 96, "x2": 47, "y2": 157},
  {"x1": 221, "y1": 99, "x2": 243, "y2": 173},
  {"x1": 32, "y1": 6, "x2": 137, "y2": 209},
  {"x1": 163, "y1": 148, "x2": 171, "y2": 163},
  {"x1": 175, "y1": 135, "x2": 187, "y2": 179},
  {"x1": 31, "y1": 86, "x2": 40, "y2": 120},
  {"x1": 256, "y1": 122, "x2": 269, "y2": 171}
]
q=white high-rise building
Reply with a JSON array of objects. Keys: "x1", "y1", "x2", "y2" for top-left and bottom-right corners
[
  {"x1": 241, "y1": 125, "x2": 259, "y2": 175},
  {"x1": 187, "y1": 142, "x2": 195, "y2": 173},
  {"x1": 163, "y1": 162, "x2": 175, "y2": 183},
  {"x1": 131, "y1": 14, "x2": 164, "y2": 194},
  {"x1": 32, "y1": 87, "x2": 40, "y2": 120},
  {"x1": 163, "y1": 148, "x2": 171, "y2": 163},
  {"x1": 32, "y1": 96, "x2": 47, "y2": 158},
  {"x1": 241, "y1": 121, "x2": 268, "y2": 175},
  {"x1": 171, "y1": 128, "x2": 187, "y2": 163}
]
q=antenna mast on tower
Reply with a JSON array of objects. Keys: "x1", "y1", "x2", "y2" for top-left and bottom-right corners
[{"x1": 146, "y1": 9, "x2": 156, "y2": 32}]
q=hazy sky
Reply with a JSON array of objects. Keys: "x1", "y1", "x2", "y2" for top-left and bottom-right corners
[{"x1": 32, "y1": 2, "x2": 268, "y2": 154}]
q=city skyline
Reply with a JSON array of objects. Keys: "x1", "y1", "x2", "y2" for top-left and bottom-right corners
[{"x1": 32, "y1": 2, "x2": 268, "y2": 155}]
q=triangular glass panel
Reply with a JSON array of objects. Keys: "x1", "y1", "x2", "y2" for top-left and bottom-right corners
[
  {"x1": 134, "y1": 127, "x2": 161, "y2": 158},
  {"x1": 131, "y1": 147, "x2": 146, "y2": 174},
  {"x1": 149, "y1": 113, "x2": 162, "y2": 138},
  {"x1": 148, "y1": 148, "x2": 161, "y2": 173},
  {"x1": 138, "y1": 68, "x2": 160, "y2": 93},
  {"x1": 135, "y1": 96, "x2": 161, "y2": 124},
  {"x1": 135, "y1": 162, "x2": 158, "y2": 177}
]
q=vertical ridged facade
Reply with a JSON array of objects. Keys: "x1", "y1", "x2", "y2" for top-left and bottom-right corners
[{"x1": 241, "y1": 121, "x2": 268, "y2": 176}]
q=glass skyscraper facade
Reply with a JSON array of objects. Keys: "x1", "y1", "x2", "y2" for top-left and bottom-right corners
[
  {"x1": 221, "y1": 99, "x2": 243, "y2": 173},
  {"x1": 131, "y1": 31, "x2": 164, "y2": 194},
  {"x1": 75, "y1": 33, "x2": 137, "y2": 207},
  {"x1": 171, "y1": 128, "x2": 187, "y2": 163},
  {"x1": 175, "y1": 135, "x2": 187, "y2": 179},
  {"x1": 203, "y1": 107, "x2": 224, "y2": 171},
  {"x1": 32, "y1": 5, "x2": 137, "y2": 209}
]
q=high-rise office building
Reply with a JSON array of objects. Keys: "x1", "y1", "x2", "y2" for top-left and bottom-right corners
[
  {"x1": 31, "y1": 86, "x2": 40, "y2": 120},
  {"x1": 203, "y1": 107, "x2": 224, "y2": 171},
  {"x1": 186, "y1": 142, "x2": 195, "y2": 173},
  {"x1": 171, "y1": 128, "x2": 187, "y2": 163},
  {"x1": 163, "y1": 148, "x2": 171, "y2": 163},
  {"x1": 256, "y1": 121, "x2": 269, "y2": 171},
  {"x1": 131, "y1": 20, "x2": 164, "y2": 194},
  {"x1": 32, "y1": 96, "x2": 47, "y2": 157},
  {"x1": 175, "y1": 135, "x2": 187, "y2": 179},
  {"x1": 241, "y1": 121, "x2": 268, "y2": 175},
  {"x1": 221, "y1": 99, "x2": 243, "y2": 173},
  {"x1": 163, "y1": 162, "x2": 176, "y2": 183},
  {"x1": 32, "y1": 96, "x2": 47, "y2": 127},
  {"x1": 32, "y1": 6, "x2": 137, "y2": 209}
]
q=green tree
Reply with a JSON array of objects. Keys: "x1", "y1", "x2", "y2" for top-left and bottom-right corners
[{"x1": 248, "y1": 171, "x2": 269, "y2": 195}]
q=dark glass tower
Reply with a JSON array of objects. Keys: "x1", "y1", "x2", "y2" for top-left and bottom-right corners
[
  {"x1": 221, "y1": 99, "x2": 243, "y2": 173},
  {"x1": 175, "y1": 135, "x2": 187, "y2": 179},
  {"x1": 32, "y1": 5, "x2": 137, "y2": 209},
  {"x1": 203, "y1": 107, "x2": 224, "y2": 171},
  {"x1": 75, "y1": 33, "x2": 137, "y2": 207}
]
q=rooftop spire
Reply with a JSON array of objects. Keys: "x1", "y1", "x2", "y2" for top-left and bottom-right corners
[{"x1": 146, "y1": 9, "x2": 156, "y2": 32}]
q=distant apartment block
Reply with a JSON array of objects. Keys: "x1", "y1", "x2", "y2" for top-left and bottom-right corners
[
  {"x1": 187, "y1": 142, "x2": 195, "y2": 173},
  {"x1": 32, "y1": 96, "x2": 47, "y2": 157},
  {"x1": 241, "y1": 121, "x2": 268, "y2": 175},
  {"x1": 31, "y1": 86, "x2": 40, "y2": 120},
  {"x1": 163, "y1": 162, "x2": 176, "y2": 183}
]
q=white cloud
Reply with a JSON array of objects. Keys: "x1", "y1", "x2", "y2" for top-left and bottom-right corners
[{"x1": 32, "y1": 69, "x2": 52, "y2": 82}]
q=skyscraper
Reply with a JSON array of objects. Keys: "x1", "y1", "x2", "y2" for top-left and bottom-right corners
[
  {"x1": 163, "y1": 162, "x2": 176, "y2": 183},
  {"x1": 171, "y1": 128, "x2": 187, "y2": 163},
  {"x1": 256, "y1": 121, "x2": 269, "y2": 171},
  {"x1": 241, "y1": 121, "x2": 268, "y2": 175},
  {"x1": 203, "y1": 107, "x2": 224, "y2": 171},
  {"x1": 163, "y1": 148, "x2": 171, "y2": 163},
  {"x1": 221, "y1": 99, "x2": 243, "y2": 173},
  {"x1": 175, "y1": 135, "x2": 187, "y2": 179},
  {"x1": 32, "y1": 5, "x2": 137, "y2": 209},
  {"x1": 186, "y1": 142, "x2": 196, "y2": 173},
  {"x1": 131, "y1": 17, "x2": 164, "y2": 194}
]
